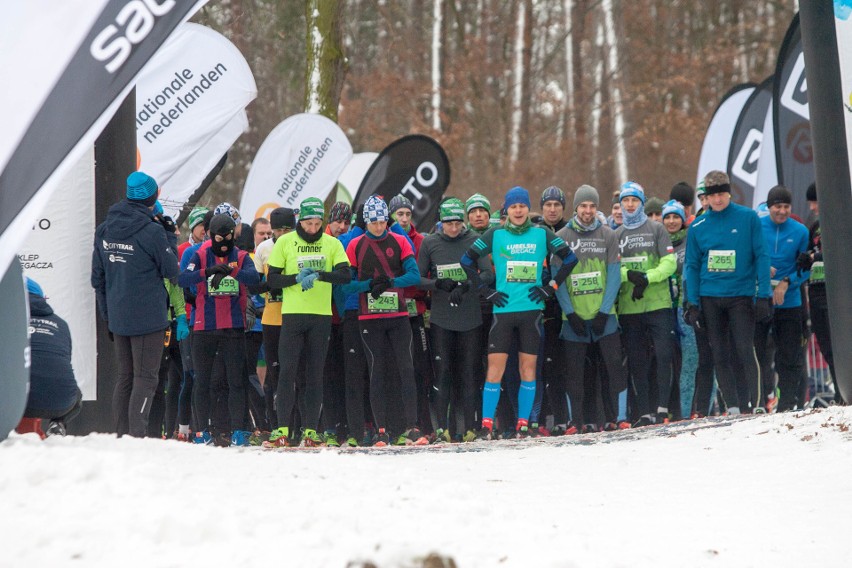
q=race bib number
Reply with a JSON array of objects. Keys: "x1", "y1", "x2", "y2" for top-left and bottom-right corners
[
  {"x1": 506, "y1": 260, "x2": 537, "y2": 283},
  {"x1": 570, "y1": 271, "x2": 603, "y2": 296},
  {"x1": 208, "y1": 275, "x2": 239, "y2": 296},
  {"x1": 436, "y1": 263, "x2": 466, "y2": 282},
  {"x1": 708, "y1": 250, "x2": 735, "y2": 272},
  {"x1": 621, "y1": 256, "x2": 646, "y2": 271},
  {"x1": 297, "y1": 255, "x2": 326, "y2": 271},
  {"x1": 367, "y1": 291, "x2": 399, "y2": 314},
  {"x1": 406, "y1": 298, "x2": 418, "y2": 317},
  {"x1": 810, "y1": 261, "x2": 825, "y2": 283}
]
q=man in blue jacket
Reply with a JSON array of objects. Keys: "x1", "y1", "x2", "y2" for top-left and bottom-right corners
[
  {"x1": 684, "y1": 170, "x2": 771, "y2": 415},
  {"x1": 755, "y1": 185, "x2": 810, "y2": 412},
  {"x1": 91, "y1": 171, "x2": 179, "y2": 437}
]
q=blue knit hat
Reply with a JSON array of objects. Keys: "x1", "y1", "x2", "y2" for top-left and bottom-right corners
[
  {"x1": 662, "y1": 199, "x2": 686, "y2": 224},
  {"x1": 363, "y1": 195, "x2": 389, "y2": 223},
  {"x1": 504, "y1": 186, "x2": 531, "y2": 209},
  {"x1": 25, "y1": 277, "x2": 44, "y2": 297},
  {"x1": 153, "y1": 200, "x2": 164, "y2": 217},
  {"x1": 126, "y1": 171, "x2": 158, "y2": 204},
  {"x1": 388, "y1": 194, "x2": 414, "y2": 215},
  {"x1": 540, "y1": 186, "x2": 566, "y2": 208},
  {"x1": 619, "y1": 181, "x2": 646, "y2": 204}
]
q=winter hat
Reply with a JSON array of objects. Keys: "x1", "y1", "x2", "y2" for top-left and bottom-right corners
[
  {"x1": 328, "y1": 201, "x2": 351, "y2": 223},
  {"x1": 645, "y1": 197, "x2": 664, "y2": 216},
  {"x1": 299, "y1": 197, "x2": 325, "y2": 220},
  {"x1": 25, "y1": 277, "x2": 44, "y2": 297},
  {"x1": 619, "y1": 181, "x2": 646, "y2": 204},
  {"x1": 489, "y1": 210, "x2": 502, "y2": 227},
  {"x1": 504, "y1": 186, "x2": 531, "y2": 209},
  {"x1": 389, "y1": 194, "x2": 414, "y2": 215},
  {"x1": 439, "y1": 197, "x2": 466, "y2": 222},
  {"x1": 703, "y1": 170, "x2": 731, "y2": 196},
  {"x1": 126, "y1": 171, "x2": 158, "y2": 206},
  {"x1": 669, "y1": 182, "x2": 695, "y2": 208},
  {"x1": 662, "y1": 199, "x2": 686, "y2": 224},
  {"x1": 209, "y1": 213, "x2": 237, "y2": 237},
  {"x1": 696, "y1": 180, "x2": 707, "y2": 197},
  {"x1": 540, "y1": 186, "x2": 566, "y2": 208},
  {"x1": 573, "y1": 184, "x2": 599, "y2": 211},
  {"x1": 270, "y1": 207, "x2": 297, "y2": 230},
  {"x1": 466, "y1": 193, "x2": 491, "y2": 214},
  {"x1": 188, "y1": 206, "x2": 209, "y2": 230},
  {"x1": 214, "y1": 202, "x2": 241, "y2": 225},
  {"x1": 153, "y1": 200, "x2": 164, "y2": 217},
  {"x1": 766, "y1": 185, "x2": 793, "y2": 207},
  {"x1": 235, "y1": 223, "x2": 254, "y2": 252},
  {"x1": 806, "y1": 182, "x2": 817, "y2": 202},
  {"x1": 363, "y1": 195, "x2": 389, "y2": 223}
]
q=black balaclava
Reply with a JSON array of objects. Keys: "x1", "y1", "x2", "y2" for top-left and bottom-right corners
[{"x1": 209, "y1": 214, "x2": 236, "y2": 257}]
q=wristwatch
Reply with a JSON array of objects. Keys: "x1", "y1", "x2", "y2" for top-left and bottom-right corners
[{"x1": 781, "y1": 276, "x2": 791, "y2": 285}]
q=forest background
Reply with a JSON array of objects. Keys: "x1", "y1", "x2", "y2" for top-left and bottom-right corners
[{"x1": 193, "y1": 0, "x2": 799, "y2": 213}]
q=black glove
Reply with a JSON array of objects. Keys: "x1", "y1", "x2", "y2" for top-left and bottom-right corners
[
  {"x1": 211, "y1": 272, "x2": 228, "y2": 289},
  {"x1": 159, "y1": 215, "x2": 177, "y2": 234},
  {"x1": 627, "y1": 269, "x2": 649, "y2": 301},
  {"x1": 591, "y1": 312, "x2": 609, "y2": 335},
  {"x1": 246, "y1": 302, "x2": 257, "y2": 329},
  {"x1": 448, "y1": 281, "x2": 471, "y2": 307},
  {"x1": 755, "y1": 297, "x2": 773, "y2": 323},
  {"x1": 205, "y1": 263, "x2": 231, "y2": 277},
  {"x1": 434, "y1": 278, "x2": 458, "y2": 293},
  {"x1": 528, "y1": 285, "x2": 555, "y2": 303},
  {"x1": 567, "y1": 312, "x2": 586, "y2": 336},
  {"x1": 683, "y1": 304, "x2": 702, "y2": 329},
  {"x1": 370, "y1": 274, "x2": 392, "y2": 299},
  {"x1": 796, "y1": 252, "x2": 814, "y2": 274},
  {"x1": 481, "y1": 287, "x2": 509, "y2": 308}
]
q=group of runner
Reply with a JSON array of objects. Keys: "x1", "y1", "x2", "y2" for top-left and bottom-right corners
[{"x1": 136, "y1": 168, "x2": 836, "y2": 448}]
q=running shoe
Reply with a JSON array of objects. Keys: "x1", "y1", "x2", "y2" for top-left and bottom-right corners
[
  {"x1": 656, "y1": 412, "x2": 670, "y2": 425},
  {"x1": 475, "y1": 426, "x2": 494, "y2": 441},
  {"x1": 433, "y1": 428, "x2": 452, "y2": 444},
  {"x1": 248, "y1": 430, "x2": 269, "y2": 446},
  {"x1": 324, "y1": 432, "x2": 340, "y2": 447},
  {"x1": 172, "y1": 431, "x2": 192, "y2": 442},
  {"x1": 230, "y1": 430, "x2": 252, "y2": 447},
  {"x1": 403, "y1": 427, "x2": 429, "y2": 445},
  {"x1": 565, "y1": 423, "x2": 580, "y2": 435},
  {"x1": 581, "y1": 423, "x2": 598, "y2": 434},
  {"x1": 300, "y1": 428, "x2": 325, "y2": 447},
  {"x1": 45, "y1": 421, "x2": 66, "y2": 437},
  {"x1": 262, "y1": 427, "x2": 290, "y2": 448},
  {"x1": 550, "y1": 424, "x2": 568, "y2": 437},
  {"x1": 632, "y1": 415, "x2": 654, "y2": 428},
  {"x1": 345, "y1": 436, "x2": 359, "y2": 447},
  {"x1": 617, "y1": 420, "x2": 631, "y2": 430},
  {"x1": 603, "y1": 422, "x2": 619, "y2": 432},
  {"x1": 212, "y1": 432, "x2": 231, "y2": 447},
  {"x1": 193, "y1": 431, "x2": 212, "y2": 445},
  {"x1": 765, "y1": 393, "x2": 779, "y2": 414},
  {"x1": 374, "y1": 428, "x2": 391, "y2": 447},
  {"x1": 514, "y1": 425, "x2": 531, "y2": 439},
  {"x1": 462, "y1": 429, "x2": 477, "y2": 442}
]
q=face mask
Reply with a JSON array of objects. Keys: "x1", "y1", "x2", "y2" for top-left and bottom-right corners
[{"x1": 212, "y1": 234, "x2": 234, "y2": 256}]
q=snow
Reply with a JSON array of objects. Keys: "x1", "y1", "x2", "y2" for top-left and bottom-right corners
[{"x1": 2, "y1": 407, "x2": 851, "y2": 567}]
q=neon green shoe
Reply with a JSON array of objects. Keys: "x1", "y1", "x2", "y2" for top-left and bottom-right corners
[
  {"x1": 324, "y1": 432, "x2": 340, "y2": 447},
  {"x1": 462, "y1": 429, "x2": 477, "y2": 443},
  {"x1": 262, "y1": 427, "x2": 289, "y2": 448},
  {"x1": 433, "y1": 428, "x2": 451, "y2": 444},
  {"x1": 300, "y1": 428, "x2": 325, "y2": 447},
  {"x1": 345, "y1": 436, "x2": 359, "y2": 447}
]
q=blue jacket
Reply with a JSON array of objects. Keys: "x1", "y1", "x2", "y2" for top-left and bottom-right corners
[
  {"x1": 684, "y1": 201, "x2": 771, "y2": 304},
  {"x1": 27, "y1": 294, "x2": 79, "y2": 412},
  {"x1": 91, "y1": 200, "x2": 179, "y2": 336},
  {"x1": 761, "y1": 215, "x2": 810, "y2": 308}
]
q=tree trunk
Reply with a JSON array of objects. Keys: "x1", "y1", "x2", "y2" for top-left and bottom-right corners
[
  {"x1": 510, "y1": 0, "x2": 526, "y2": 166},
  {"x1": 305, "y1": 0, "x2": 346, "y2": 121},
  {"x1": 602, "y1": 0, "x2": 628, "y2": 185},
  {"x1": 432, "y1": 0, "x2": 443, "y2": 132}
]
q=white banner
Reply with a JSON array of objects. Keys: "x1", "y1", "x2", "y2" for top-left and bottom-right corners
[
  {"x1": 696, "y1": 85, "x2": 755, "y2": 185},
  {"x1": 240, "y1": 113, "x2": 353, "y2": 221},
  {"x1": 753, "y1": 100, "x2": 778, "y2": 208},
  {"x1": 835, "y1": 5, "x2": 852, "y2": 198},
  {"x1": 18, "y1": 149, "x2": 97, "y2": 400},
  {"x1": 136, "y1": 23, "x2": 256, "y2": 219},
  {"x1": 335, "y1": 152, "x2": 378, "y2": 203}
]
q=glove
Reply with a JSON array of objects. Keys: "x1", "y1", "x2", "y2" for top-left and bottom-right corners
[
  {"x1": 528, "y1": 285, "x2": 555, "y2": 303},
  {"x1": 755, "y1": 297, "x2": 773, "y2": 323},
  {"x1": 295, "y1": 267, "x2": 316, "y2": 284},
  {"x1": 448, "y1": 281, "x2": 471, "y2": 307},
  {"x1": 370, "y1": 274, "x2": 392, "y2": 299},
  {"x1": 204, "y1": 263, "x2": 231, "y2": 277},
  {"x1": 211, "y1": 272, "x2": 228, "y2": 289},
  {"x1": 683, "y1": 304, "x2": 702, "y2": 329},
  {"x1": 175, "y1": 314, "x2": 189, "y2": 341},
  {"x1": 628, "y1": 269, "x2": 649, "y2": 301},
  {"x1": 434, "y1": 278, "x2": 458, "y2": 293},
  {"x1": 246, "y1": 302, "x2": 257, "y2": 329},
  {"x1": 591, "y1": 312, "x2": 609, "y2": 336},
  {"x1": 567, "y1": 312, "x2": 586, "y2": 336},
  {"x1": 301, "y1": 272, "x2": 320, "y2": 291},
  {"x1": 796, "y1": 252, "x2": 814, "y2": 274},
  {"x1": 481, "y1": 287, "x2": 509, "y2": 308},
  {"x1": 159, "y1": 215, "x2": 177, "y2": 234}
]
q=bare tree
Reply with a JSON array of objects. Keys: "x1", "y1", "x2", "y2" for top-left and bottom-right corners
[{"x1": 305, "y1": 0, "x2": 347, "y2": 121}]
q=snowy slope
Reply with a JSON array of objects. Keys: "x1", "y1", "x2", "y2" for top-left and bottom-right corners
[{"x1": 2, "y1": 407, "x2": 851, "y2": 567}]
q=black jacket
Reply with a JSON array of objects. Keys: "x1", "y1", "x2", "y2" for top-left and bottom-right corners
[{"x1": 27, "y1": 294, "x2": 79, "y2": 412}]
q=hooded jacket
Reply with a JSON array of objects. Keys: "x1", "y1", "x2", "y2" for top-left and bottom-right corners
[
  {"x1": 27, "y1": 294, "x2": 79, "y2": 412},
  {"x1": 91, "y1": 199, "x2": 179, "y2": 336}
]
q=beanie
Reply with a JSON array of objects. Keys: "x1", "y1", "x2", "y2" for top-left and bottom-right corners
[
  {"x1": 466, "y1": 193, "x2": 491, "y2": 214},
  {"x1": 662, "y1": 199, "x2": 686, "y2": 224},
  {"x1": 270, "y1": 207, "x2": 297, "y2": 230},
  {"x1": 363, "y1": 195, "x2": 389, "y2": 223},
  {"x1": 806, "y1": 182, "x2": 817, "y2": 202},
  {"x1": 439, "y1": 197, "x2": 465, "y2": 222},
  {"x1": 696, "y1": 180, "x2": 707, "y2": 197},
  {"x1": 235, "y1": 223, "x2": 254, "y2": 252},
  {"x1": 299, "y1": 197, "x2": 325, "y2": 220},
  {"x1": 669, "y1": 182, "x2": 695, "y2": 208},
  {"x1": 645, "y1": 197, "x2": 664, "y2": 216},
  {"x1": 214, "y1": 202, "x2": 241, "y2": 225},
  {"x1": 209, "y1": 213, "x2": 236, "y2": 237},
  {"x1": 153, "y1": 200, "x2": 164, "y2": 217},
  {"x1": 188, "y1": 207, "x2": 209, "y2": 230},
  {"x1": 328, "y1": 202, "x2": 351, "y2": 223},
  {"x1": 766, "y1": 185, "x2": 793, "y2": 207},
  {"x1": 489, "y1": 210, "x2": 502, "y2": 227},
  {"x1": 619, "y1": 181, "x2": 646, "y2": 204},
  {"x1": 703, "y1": 170, "x2": 731, "y2": 196},
  {"x1": 540, "y1": 186, "x2": 566, "y2": 208},
  {"x1": 25, "y1": 277, "x2": 44, "y2": 298},
  {"x1": 126, "y1": 171, "x2": 158, "y2": 206},
  {"x1": 388, "y1": 194, "x2": 414, "y2": 215},
  {"x1": 573, "y1": 184, "x2": 599, "y2": 211},
  {"x1": 504, "y1": 186, "x2": 531, "y2": 209}
]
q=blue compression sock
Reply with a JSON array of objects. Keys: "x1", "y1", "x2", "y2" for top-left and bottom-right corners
[
  {"x1": 482, "y1": 382, "x2": 501, "y2": 421},
  {"x1": 518, "y1": 381, "x2": 536, "y2": 422}
]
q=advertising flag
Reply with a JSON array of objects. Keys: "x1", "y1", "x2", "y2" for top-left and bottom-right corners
[{"x1": 696, "y1": 84, "x2": 756, "y2": 186}]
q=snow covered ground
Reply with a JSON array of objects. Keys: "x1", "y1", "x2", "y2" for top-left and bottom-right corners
[{"x1": 2, "y1": 407, "x2": 851, "y2": 568}]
